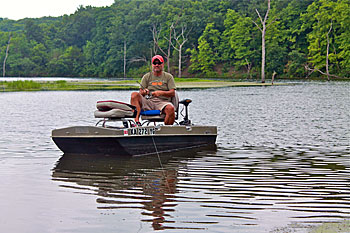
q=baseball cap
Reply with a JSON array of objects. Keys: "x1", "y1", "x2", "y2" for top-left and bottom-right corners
[{"x1": 152, "y1": 55, "x2": 164, "y2": 64}]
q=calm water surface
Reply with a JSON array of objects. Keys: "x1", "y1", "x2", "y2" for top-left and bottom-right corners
[{"x1": 0, "y1": 82, "x2": 349, "y2": 232}]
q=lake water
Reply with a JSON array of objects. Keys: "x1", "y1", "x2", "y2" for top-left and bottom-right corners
[{"x1": 0, "y1": 82, "x2": 349, "y2": 232}]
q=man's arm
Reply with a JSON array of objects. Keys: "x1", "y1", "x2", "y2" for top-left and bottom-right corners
[
  {"x1": 151, "y1": 89, "x2": 175, "y2": 98},
  {"x1": 139, "y1": 74, "x2": 150, "y2": 96}
]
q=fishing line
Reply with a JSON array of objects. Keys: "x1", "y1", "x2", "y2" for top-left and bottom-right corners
[{"x1": 151, "y1": 136, "x2": 171, "y2": 191}]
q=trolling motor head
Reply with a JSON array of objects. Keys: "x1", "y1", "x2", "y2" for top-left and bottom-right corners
[
  {"x1": 179, "y1": 99, "x2": 192, "y2": 125},
  {"x1": 179, "y1": 99, "x2": 192, "y2": 106}
]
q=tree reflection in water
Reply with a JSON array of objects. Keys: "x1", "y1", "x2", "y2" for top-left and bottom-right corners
[{"x1": 52, "y1": 146, "x2": 216, "y2": 230}]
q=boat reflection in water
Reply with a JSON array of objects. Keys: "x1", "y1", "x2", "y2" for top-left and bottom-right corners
[{"x1": 52, "y1": 146, "x2": 217, "y2": 230}]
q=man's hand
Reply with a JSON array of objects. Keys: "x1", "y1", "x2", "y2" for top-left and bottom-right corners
[
  {"x1": 151, "y1": 90, "x2": 163, "y2": 97},
  {"x1": 140, "y1": 88, "x2": 150, "y2": 96}
]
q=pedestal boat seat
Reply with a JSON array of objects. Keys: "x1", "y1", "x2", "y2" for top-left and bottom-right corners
[
  {"x1": 140, "y1": 92, "x2": 179, "y2": 125},
  {"x1": 94, "y1": 100, "x2": 137, "y2": 128}
]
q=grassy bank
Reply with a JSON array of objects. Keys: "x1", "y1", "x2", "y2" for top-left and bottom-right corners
[
  {"x1": 310, "y1": 220, "x2": 350, "y2": 233},
  {"x1": 0, "y1": 78, "x2": 282, "y2": 92},
  {"x1": 271, "y1": 219, "x2": 350, "y2": 233},
  {"x1": 0, "y1": 80, "x2": 136, "y2": 92}
]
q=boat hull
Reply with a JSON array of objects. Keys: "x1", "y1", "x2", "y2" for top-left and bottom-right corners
[{"x1": 52, "y1": 125, "x2": 217, "y2": 156}]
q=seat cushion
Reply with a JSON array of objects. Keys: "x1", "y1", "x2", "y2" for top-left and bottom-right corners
[
  {"x1": 96, "y1": 100, "x2": 134, "y2": 111},
  {"x1": 94, "y1": 109, "x2": 134, "y2": 118},
  {"x1": 140, "y1": 110, "x2": 161, "y2": 116}
]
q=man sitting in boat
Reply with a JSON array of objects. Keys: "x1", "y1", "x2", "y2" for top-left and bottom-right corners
[{"x1": 130, "y1": 55, "x2": 176, "y2": 125}]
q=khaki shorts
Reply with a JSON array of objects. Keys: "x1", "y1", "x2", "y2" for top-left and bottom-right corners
[{"x1": 141, "y1": 96, "x2": 173, "y2": 112}]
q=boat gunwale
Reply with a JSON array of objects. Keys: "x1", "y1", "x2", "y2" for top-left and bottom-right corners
[
  {"x1": 52, "y1": 125, "x2": 218, "y2": 137},
  {"x1": 51, "y1": 133, "x2": 217, "y2": 138}
]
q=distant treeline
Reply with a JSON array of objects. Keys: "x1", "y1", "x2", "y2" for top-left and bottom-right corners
[{"x1": 0, "y1": 0, "x2": 349, "y2": 79}]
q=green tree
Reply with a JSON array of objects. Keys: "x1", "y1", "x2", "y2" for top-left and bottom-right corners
[
  {"x1": 48, "y1": 46, "x2": 84, "y2": 76},
  {"x1": 82, "y1": 7, "x2": 114, "y2": 77},
  {"x1": 4, "y1": 33, "x2": 38, "y2": 76},
  {"x1": 31, "y1": 43, "x2": 49, "y2": 75},
  {"x1": 301, "y1": 0, "x2": 341, "y2": 78},
  {"x1": 335, "y1": 0, "x2": 350, "y2": 76},
  {"x1": 189, "y1": 23, "x2": 221, "y2": 76},
  {"x1": 24, "y1": 19, "x2": 44, "y2": 44},
  {"x1": 60, "y1": 6, "x2": 96, "y2": 48},
  {"x1": 264, "y1": 13, "x2": 288, "y2": 76},
  {"x1": 279, "y1": 0, "x2": 313, "y2": 77},
  {"x1": 222, "y1": 9, "x2": 258, "y2": 76},
  {"x1": 2, "y1": 0, "x2": 348, "y2": 79}
]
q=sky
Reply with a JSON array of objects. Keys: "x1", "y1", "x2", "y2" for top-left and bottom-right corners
[{"x1": 0, "y1": 0, "x2": 115, "y2": 20}]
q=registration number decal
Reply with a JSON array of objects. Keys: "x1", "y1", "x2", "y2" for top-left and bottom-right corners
[{"x1": 128, "y1": 127, "x2": 155, "y2": 136}]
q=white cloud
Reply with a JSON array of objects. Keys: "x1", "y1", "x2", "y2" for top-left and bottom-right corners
[{"x1": 0, "y1": 0, "x2": 115, "y2": 20}]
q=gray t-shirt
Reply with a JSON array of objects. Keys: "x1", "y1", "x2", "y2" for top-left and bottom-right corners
[{"x1": 141, "y1": 72, "x2": 176, "y2": 101}]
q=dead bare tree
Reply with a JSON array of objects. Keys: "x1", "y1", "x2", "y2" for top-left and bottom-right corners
[
  {"x1": 3, "y1": 34, "x2": 12, "y2": 77},
  {"x1": 123, "y1": 40, "x2": 127, "y2": 78},
  {"x1": 151, "y1": 11, "x2": 182, "y2": 73},
  {"x1": 166, "y1": 24, "x2": 174, "y2": 73},
  {"x1": 252, "y1": 0, "x2": 277, "y2": 83},
  {"x1": 304, "y1": 22, "x2": 342, "y2": 80},
  {"x1": 271, "y1": 71, "x2": 276, "y2": 84},
  {"x1": 151, "y1": 24, "x2": 171, "y2": 72},
  {"x1": 151, "y1": 24, "x2": 163, "y2": 55},
  {"x1": 245, "y1": 58, "x2": 252, "y2": 79},
  {"x1": 304, "y1": 64, "x2": 341, "y2": 79},
  {"x1": 169, "y1": 25, "x2": 191, "y2": 78},
  {"x1": 128, "y1": 56, "x2": 147, "y2": 64},
  {"x1": 326, "y1": 21, "x2": 333, "y2": 81}
]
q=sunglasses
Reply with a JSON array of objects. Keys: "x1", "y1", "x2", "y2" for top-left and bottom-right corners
[{"x1": 153, "y1": 61, "x2": 163, "y2": 65}]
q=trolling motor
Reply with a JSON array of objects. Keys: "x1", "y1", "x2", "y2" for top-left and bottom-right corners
[{"x1": 179, "y1": 99, "x2": 192, "y2": 125}]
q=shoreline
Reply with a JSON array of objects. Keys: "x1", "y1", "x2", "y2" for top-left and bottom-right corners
[{"x1": 0, "y1": 79, "x2": 287, "y2": 92}]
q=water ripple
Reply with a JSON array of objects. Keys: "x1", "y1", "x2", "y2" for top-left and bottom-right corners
[{"x1": 52, "y1": 142, "x2": 350, "y2": 232}]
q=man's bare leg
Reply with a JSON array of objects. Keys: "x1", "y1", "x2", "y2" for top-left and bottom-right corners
[
  {"x1": 130, "y1": 92, "x2": 142, "y2": 123},
  {"x1": 163, "y1": 104, "x2": 175, "y2": 125}
]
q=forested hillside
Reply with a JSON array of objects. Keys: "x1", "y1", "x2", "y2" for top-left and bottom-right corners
[{"x1": 0, "y1": 0, "x2": 349, "y2": 79}]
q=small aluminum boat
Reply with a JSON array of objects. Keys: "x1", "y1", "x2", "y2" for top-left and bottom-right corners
[{"x1": 52, "y1": 97, "x2": 217, "y2": 156}]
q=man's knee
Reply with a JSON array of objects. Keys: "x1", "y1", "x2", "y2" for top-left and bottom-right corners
[
  {"x1": 131, "y1": 91, "x2": 140, "y2": 98},
  {"x1": 164, "y1": 104, "x2": 175, "y2": 115},
  {"x1": 131, "y1": 92, "x2": 141, "y2": 101}
]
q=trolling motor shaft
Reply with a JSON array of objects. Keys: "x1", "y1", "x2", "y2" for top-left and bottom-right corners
[{"x1": 179, "y1": 99, "x2": 192, "y2": 125}]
